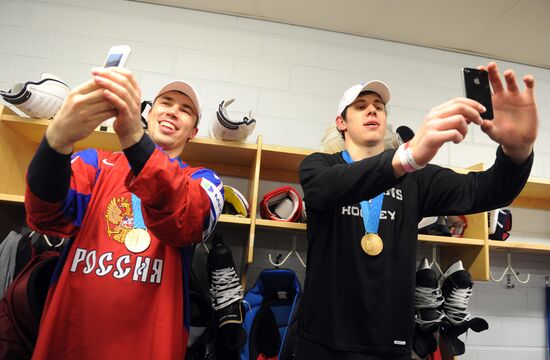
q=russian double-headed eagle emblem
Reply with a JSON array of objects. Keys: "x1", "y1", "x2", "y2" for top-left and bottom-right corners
[{"x1": 105, "y1": 197, "x2": 133, "y2": 243}]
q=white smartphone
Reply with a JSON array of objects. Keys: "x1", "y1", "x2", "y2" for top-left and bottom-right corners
[
  {"x1": 103, "y1": 45, "x2": 131, "y2": 68},
  {"x1": 99, "y1": 45, "x2": 131, "y2": 129}
]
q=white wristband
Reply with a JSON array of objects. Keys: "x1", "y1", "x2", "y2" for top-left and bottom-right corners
[
  {"x1": 397, "y1": 143, "x2": 415, "y2": 173},
  {"x1": 404, "y1": 142, "x2": 425, "y2": 170},
  {"x1": 397, "y1": 143, "x2": 425, "y2": 173}
]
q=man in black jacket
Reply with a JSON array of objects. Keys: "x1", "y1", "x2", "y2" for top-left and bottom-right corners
[{"x1": 297, "y1": 62, "x2": 538, "y2": 359}]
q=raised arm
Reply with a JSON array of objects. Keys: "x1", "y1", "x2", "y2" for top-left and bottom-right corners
[
  {"x1": 26, "y1": 75, "x2": 117, "y2": 237},
  {"x1": 396, "y1": 62, "x2": 537, "y2": 178},
  {"x1": 299, "y1": 150, "x2": 399, "y2": 211}
]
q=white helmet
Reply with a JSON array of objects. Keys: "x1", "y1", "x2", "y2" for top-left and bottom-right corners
[
  {"x1": 0, "y1": 73, "x2": 70, "y2": 119},
  {"x1": 210, "y1": 98, "x2": 256, "y2": 142}
]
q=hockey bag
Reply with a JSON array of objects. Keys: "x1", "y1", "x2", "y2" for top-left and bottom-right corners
[{"x1": 240, "y1": 269, "x2": 301, "y2": 360}]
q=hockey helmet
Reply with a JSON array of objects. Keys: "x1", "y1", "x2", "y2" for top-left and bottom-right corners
[
  {"x1": 260, "y1": 186, "x2": 303, "y2": 222},
  {"x1": 223, "y1": 185, "x2": 249, "y2": 217},
  {"x1": 210, "y1": 98, "x2": 256, "y2": 142},
  {"x1": 0, "y1": 73, "x2": 70, "y2": 119}
]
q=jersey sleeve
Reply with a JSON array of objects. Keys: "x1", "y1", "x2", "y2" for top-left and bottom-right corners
[
  {"x1": 125, "y1": 148, "x2": 224, "y2": 247},
  {"x1": 417, "y1": 146, "x2": 533, "y2": 217},
  {"x1": 25, "y1": 148, "x2": 100, "y2": 238},
  {"x1": 299, "y1": 150, "x2": 399, "y2": 210}
]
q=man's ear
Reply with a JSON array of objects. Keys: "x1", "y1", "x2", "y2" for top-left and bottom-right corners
[
  {"x1": 335, "y1": 115, "x2": 347, "y2": 133},
  {"x1": 187, "y1": 127, "x2": 199, "y2": 142},
  {"x1": 146, "y1": 108, "x2": 153, "y2": 127}
]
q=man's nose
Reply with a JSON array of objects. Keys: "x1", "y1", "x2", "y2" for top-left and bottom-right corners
[
  {"x1": 366, "y1": 104, "x2": 377, "y2": 114},
  {"x1": 165, "y1": 106, "x2": 178, "y2": 118}
]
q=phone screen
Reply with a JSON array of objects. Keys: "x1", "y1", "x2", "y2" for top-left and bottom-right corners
[
  {"x1": 463, "y1": 68, "x2": 494, "y2": 120},
  {"x1": 104, "y1": 53, "x2": 123, "y2": 68}
]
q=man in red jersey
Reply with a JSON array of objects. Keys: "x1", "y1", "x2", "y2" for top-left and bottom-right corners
[{"x1": 25, "y1": 66, "x2": 224, "y2": 359}]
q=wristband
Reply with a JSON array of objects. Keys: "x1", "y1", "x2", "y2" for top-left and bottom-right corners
[
  {"x1": 397, "y1": 142, "x2": 425, "y2": 173},
  {"x1": 397, "y1": 144, "x2": 415, "y2": 173},
  {"x1": 404, "y1": 142, "x2": 425, "y2": 170}
]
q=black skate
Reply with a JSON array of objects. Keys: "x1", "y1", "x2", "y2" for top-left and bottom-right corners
[
  {"x1": 207, "y1": 233, "x2": 247, "y2": 350},
  {"x1": 413, "y1": 258, "x2": 444, "y2": 359},
  {"x1": 439, "y1": 260, "x2": 488, "y2": 356}
]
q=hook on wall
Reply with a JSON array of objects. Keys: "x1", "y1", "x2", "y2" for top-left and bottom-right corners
[
  {"x1": 490, "y1": 252, "x2": 530, "y2": 285},
  {"x1": 428, "y1": 245, "x2": 443, "y2": 277},
  {"x1": 268, "y1": 235, "x2": 306, "y2": 268}
]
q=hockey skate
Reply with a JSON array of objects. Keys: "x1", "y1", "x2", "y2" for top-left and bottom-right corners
[
  {"x1": 207, "y1": 233, "x2": 247, "y2": 350},
  {"x1": 413, "y1": 258, "x2": 445, "y2": 358},
  {"x1": 439, "y1": 260, "x2": 488, "y2": 356}
]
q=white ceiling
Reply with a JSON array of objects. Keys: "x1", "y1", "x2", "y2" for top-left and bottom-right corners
[{"x1": 131, "y1": 0, "x2": 550, "y2": 69}]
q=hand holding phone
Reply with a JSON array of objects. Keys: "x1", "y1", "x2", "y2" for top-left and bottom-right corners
[
  {"x1": 463, "y1": 68, "x2": 493, "y2": 120},
  {"x1": 103, "y1": 45, "x2": 131, "y2": 68},
  {"x1": 99, "y1": 45, "x2": 131, "y2": 129}
]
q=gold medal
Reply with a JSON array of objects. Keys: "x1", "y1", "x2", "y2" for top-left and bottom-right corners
[
  {"x1": 124, "y1": 228, "x2": 151, "y2": 253},
  {"x1": 361, "y1": 233, "x2": 383, "y2": 256}
]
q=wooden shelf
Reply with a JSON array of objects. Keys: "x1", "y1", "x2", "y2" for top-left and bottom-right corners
[
  {"x1": 448, "y1": 163, "x2": 550, "y2": 210},
  {"x1": 511, "y1": 177, "x2": 550, "y2": 210},
  {"x1": 1, "y1": 114, "x2": 51, "y2": 140},
  {"x1": 488, "y1": 240, "x2": 550, "y2": 254},
  {"x1": 418, "y1": 234, "x2": 485, "y2": 246},
  {"x1": 255, "y1": 219, "x2": 307, "y2": 231},
  {"x1": 260, "y1": 144, "x2": 313, "y2": 183},
  {"x1": 0, "y1": 106, "x2": 259, "y2": 179},
  {"x1": 183, "y1": 137, "x2": 258, "y2": 178},
  {"x1": 218, "y1": 214, "x2": 251, "y2": 225},
  {"x1": 0, "y1": 193, "x2": 24, "y2": 203}
]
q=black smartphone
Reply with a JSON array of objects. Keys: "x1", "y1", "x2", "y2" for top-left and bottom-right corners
[{"x1": 463, "y1": 68, "x2": 493, "y2": 120}]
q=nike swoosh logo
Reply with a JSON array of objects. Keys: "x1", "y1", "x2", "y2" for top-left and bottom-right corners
[{"x1": 102, "y1": 159, "x2": 115, "y2": 166}]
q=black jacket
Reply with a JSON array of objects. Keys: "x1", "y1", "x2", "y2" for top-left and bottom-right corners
[{"x1": 298, "y1": 147, "x2": 532, "y2": 356}]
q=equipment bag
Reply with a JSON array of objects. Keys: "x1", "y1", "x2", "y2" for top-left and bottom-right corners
[
  {"x1": 0, "y1": 251, "x2": 59, "y2": 360},
  {"x1": 240, "y1": 269, "x2": 301, "y2": 360}
]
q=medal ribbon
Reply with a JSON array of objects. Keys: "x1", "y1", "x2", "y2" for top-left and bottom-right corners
[
  {"x1": 131, "y1": 193, "x2": 146, "y2": 230},
  {"x1": 342, "y1": 150, "x2": 384, "y2": 234}
]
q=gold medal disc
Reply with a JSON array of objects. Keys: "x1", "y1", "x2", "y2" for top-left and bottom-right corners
[
  {"x1": 125, "y1": 228, "x2": 151, "y2": 253},
  {"x1": 361, "y1": 233, "x2": 383, "y2": 256}
]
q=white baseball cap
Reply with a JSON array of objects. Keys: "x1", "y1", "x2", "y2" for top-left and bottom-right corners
[
  {"x1": 336, "y1": 80, "x2": 391, "y2": 117},
  {"x1": 155, "y1": 80, "x2": 202, "y2": 124}
]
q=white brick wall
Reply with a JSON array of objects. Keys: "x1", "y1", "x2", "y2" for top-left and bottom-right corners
[
  {"x1": 257, "y1": 88, "x2": 316, "y2": 121},
  {"x1": 1, "y1": 0, "x2": 550, "y2": 358},
  {"x1": 0, "y1": 54, "x2": 16, "y2": 81},
  {"x1": 28, "y1": 2, "x2": 94, "y2": 34},
  {"x1": 0, "y1": 24, "x2": 54, "y2": 57},
  {"x1": 448, "y1": 143, "x2": 498, "y2": 169},
  {"x1": 233, "y1": 59, "x2": 291, "y2": 89},
  {"x1": 545, "y1": 155, "x2": 550, "y2": 178},
  {"x1": 0, "y1": 0, "x2": 29, "y2": 27},
  {"x1": 174, "y1": 49, "x2": 233, "y2": 81},
  {"x1": 290, "y1": 65, "x2": 365, "y2": 98}
]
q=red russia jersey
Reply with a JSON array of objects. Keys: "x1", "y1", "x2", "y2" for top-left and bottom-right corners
[{"x1": 25, "y1": 147, "x2": 224, "y2": 360}]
